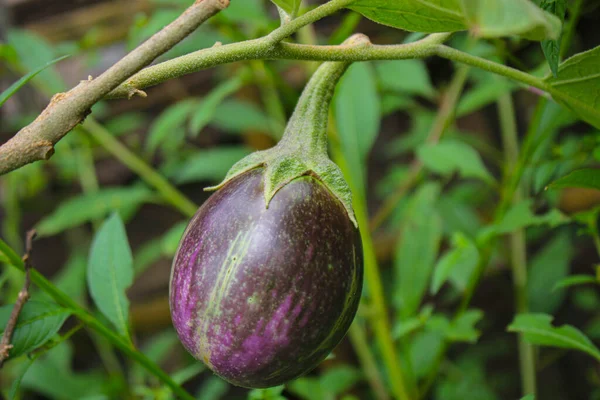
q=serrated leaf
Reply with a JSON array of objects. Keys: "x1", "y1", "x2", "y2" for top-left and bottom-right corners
[
  {"x1": 417, "y1": 139, "x2": 495, "y2": 184},
  {"x1": 0, "y1": 301, "x2": 71, "y2": 360},
  {"x1": 375, "y1": 60, "x2": 436, "y2": 99},
  {"x1": 395, "y1": 183, "x2": 443, "y2": 317},
  {"x1": 431, "y1": 232, "x2": 479, "y2": 294},
  {"x1": 539, "y1": 0, "x2": 566, "y2": 77},
  {"x1": 36, "y1": 186, "x2": 153, "y2": 237},
  {"x1": 545, "y1": 46, "x2": 600, "y2": 129},
  {"x1": 170, "y1": 147, "x2": 252, "y2": 185},
  {"x1": 87, "y1": 213, "x2": 133, "y2": 340},
  {"x1": 334, "y1": 62, "x2": 380, "y2": 192},
  {"x1": 528, "y1": 232, "x2": 572, "y2": 313},
  {"x1": 349, "y1": 0, "x2": 466, "y2": 33},
  {"x1": 553, "y1": 275, "x2": 597, "y2": 291},
  {"x1": 461, "y1": 0, "x2": 561, "y2": 41},
  {"x1": 508, "y1": 313, "x2": 600, "y2": 361},
  {"x1": 549, "y1": 168, "x2": 600, "y2": 191},
  {"x1": 0, "y1": 55, "x2": 68, "y2": 108},
  {"x1": 270, "y1": 0, "x2": 301, "y2": 17},
  {"x1": 146, "y1": 99, "x2": 197, "y2": 155}
]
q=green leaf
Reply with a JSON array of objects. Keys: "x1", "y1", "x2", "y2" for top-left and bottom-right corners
[
  {"x1": 189, "y1": 77, "x2": 245, "y2": 136},
  {"x1": 196, "y1": 376, "x2": 229, "y2": 400},
  {"x1": 520, "y1": 395, "x2": 535, "y2": 400},
  {"x1": 545, "y1": 46, "x2": 600, "y2": 129},
  {"x1": 461, "y1": 0, "x2": 561, "y2": 40},
  {"x1": 146, "y1": 99, "x2": 197, "y2": 155},
  {"x1": 349, "y1": 0, "x2": 466, "y2": 33},
  {"x1": 431, "y1": 232, "x2": 479, "y2": 294},
  {"x1": 539, "y1": 0, "x2": 566, "y2": 77},
  {"x1": 161, "y1": 221, "x2": 188, "y2": 256},
  {"x1": 6, "y1": 30, "x2": 67, "y2": 94},
  {"x1": 320, "y1": 366, "x2": 362, "y2": 395},
  {"x1": 248, "y1": 386, "x2": 287, "y2": 400},
  {"x1": 456, "y1": 76, "x2": 516, "y2": 117},
  {"x1": 508, "y1": 313, "x2": 600, "y2": 361},
  {"x1": 334, "y1": 62, "x2": 380, "y2": 192},
  {"x1": 417, "y1": 139, "x2": 494, "y2": 184},
  {"x1": 0, "y1": 55, "x2": 68, "y2": 108},
  {"x1": 489, "y1": 199, "x2": 568, "y2": 235},
  {"x1": 0, "y1": 301, "x2": 71, "y2": 360},
  {"x1": 170, "y1": 146, "x2": 252, "y2": 185},
  {"x1": 549, "y1": 168, "x2": 600, "y2": 191},
  {"x1": 211, "y1": 99, "x2": 277, "y2": 135},
  {"x1": 553, "y1": 275, "x2": 598, "y2": 291},
  {"x1": 270, "y1": 0, "x2": 301, "y2": 17},
  {"x1": 21, "y1": 341, "x2": 105, "y2": 399},
  {"x1": 87, "y1": 213, "x2": 134, "y2": 340},
  {"x1": 528, "y1": 232, "x2": 572, "y2": 313},
  {"x1": 8, "y1": 357, "x2": 35, "y2": 400},
  {"x1": 447, "y1": 309, "x2": 484, "y2": 343},
  {"x1": 375, "y1": 60, "x2": 436, "y2": 99},
  {"x1": 395, "y1": 183, "x2": 443, "y2": 317},
  {"x1": 36, "y1": 186, "x2": 153, "y2": 237}
]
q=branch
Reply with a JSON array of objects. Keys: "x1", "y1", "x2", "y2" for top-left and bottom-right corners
[
  {"x1": 0, "y1": 230, "x2": 36, "y2": 368},
  {"x1": 0, "y1": 0, "x2": 229, "y2": 175},
  {"x1": 107, "y1": 33, "x2": 452, "y2": 98}
]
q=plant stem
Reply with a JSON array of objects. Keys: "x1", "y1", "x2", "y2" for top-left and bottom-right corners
[
  {"x1": 561, "y1": 0, "x2": 584, "y2": 59},
  {"x1": 332, "y1": 143, "x2": 412, "y2": 399},
  {"x1": 107, "y1": 33, "x2": 452, "y2": 98},
  {"x1": 0, "y1": 239, "x2": 195, "y2": 400},
  {"x1": 82, "y1": 118, "x2": 197, "y2": 218},
  {"x1": 348, "y1": 323, "x2": 391, "y2": 400},
  {"x1": 497, "y1": 93, "x2": 537, "y2": 397},
  {"x1": 0, "y1": 0, "x2": 228, "y2": 175}
]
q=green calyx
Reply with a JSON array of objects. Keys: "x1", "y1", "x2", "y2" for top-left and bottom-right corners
[{"x1": 206, "y1": 34, "x2": 371, "y2": 228}]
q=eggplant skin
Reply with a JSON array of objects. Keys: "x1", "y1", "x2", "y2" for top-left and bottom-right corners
[{"x1": 169, "y1": 168, "x2": 363, "y2": 388}]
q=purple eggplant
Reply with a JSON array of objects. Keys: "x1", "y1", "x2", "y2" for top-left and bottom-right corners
[{"x1": 170, "y1": 168, "x2": 363, "y2": 387}]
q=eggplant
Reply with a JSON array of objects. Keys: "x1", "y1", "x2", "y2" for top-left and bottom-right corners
[
  {"x1": 170, "y1": 34, "x2": 370, "y2": 388},
  {"x1": 170, "y1": 168, "x2": 362, "y2": 387}
]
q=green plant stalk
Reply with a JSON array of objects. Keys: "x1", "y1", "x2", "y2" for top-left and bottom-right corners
[
  {"x1": 348, "y1": 323, "x2": 391, "y2": 400},
  {"x1": 82, "y1": 118, "x2": 197, "y2": 218},
  {"x1": 0, "y1": 239, "x2": 195, "y2": 400},
  {"x1": 332, "y1": 144, "x2": 412, "y2": 400},
  {"x1": 498, "y1": 93, "x2": 536, "y2": 397}
]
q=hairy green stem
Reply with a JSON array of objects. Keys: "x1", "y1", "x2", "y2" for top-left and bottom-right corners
[
  {"x1": 108, "y1": 33, "x2": 451, "y2": 98},
  {"x1": 498, "y1": 93, "x2": 537, "y2": 397},
  {"x1": 0, "y1": 239, "x2": 195, "y2": 400},
  {"x1": 82, "y1": 118, "x2": 197, "y2": 218}
]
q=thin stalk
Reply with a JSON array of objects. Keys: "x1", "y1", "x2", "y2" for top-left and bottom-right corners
[
  {"x1": 561, "y1": 0, "x2": 584, "y2": 59},
  {"x1": 0, "y1": 239, "x2": 195, "y2": 400},
  {"x1": 82, "y1": 118, "x2": 197, "y2": 218},
  {"x1": 498, "y1": 93, "x2": 536, "y2": 397},
  {"x1": 332, "y1": 140, "x2": 412, "y2": 400},
  {"x1": 348, "y1": 323, "x2": 391, "y2": 400}
]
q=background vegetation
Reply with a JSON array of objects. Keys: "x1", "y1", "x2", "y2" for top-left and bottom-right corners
[{"x1": 1, "y1": 0, "x2": 600, "y2": 399}]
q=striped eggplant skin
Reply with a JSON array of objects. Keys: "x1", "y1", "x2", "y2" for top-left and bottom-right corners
[{"x1": 169, "y1": 168, "x2": 363, "y2": 388}]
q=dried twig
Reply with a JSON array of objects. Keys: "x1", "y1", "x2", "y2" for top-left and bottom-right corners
[
  {"x1": 0, "y1": 230, "x2": 37, "y2": 368},
  {"x1": 0, "y1": 0, "x2": 229, "y2": 175}
]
